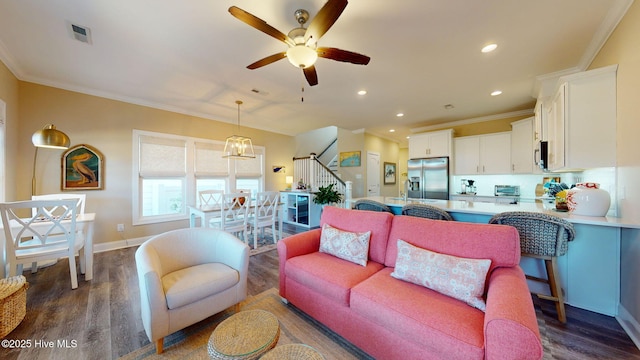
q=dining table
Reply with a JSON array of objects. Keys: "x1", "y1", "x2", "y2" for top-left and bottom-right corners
[
  {"x1": 0, "y1": 213, "x2": 96, "y2": 280},
  {"x1": 188, "y1": 204, "x2": 283, "y2": 241}
]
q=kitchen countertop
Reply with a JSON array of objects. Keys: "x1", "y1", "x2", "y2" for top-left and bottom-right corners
[{"x1": 349, "y1": 196, "x2": 640, "y2": 229}]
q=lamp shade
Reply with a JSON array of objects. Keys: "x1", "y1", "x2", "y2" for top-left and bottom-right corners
[
  {"x1": 32, "y1": 124, "x2": 70, "y2": 149},
  {"x1": 286, "y1": 45, "x2": 318, "y2": 69}
]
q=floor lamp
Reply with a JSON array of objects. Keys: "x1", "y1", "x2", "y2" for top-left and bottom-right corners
[{"x1": 31, "y1": 124, "x2": 70, "y2": 196}]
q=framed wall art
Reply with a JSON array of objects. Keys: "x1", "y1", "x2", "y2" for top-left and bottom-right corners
[
  {"x1": 339, "y1": 151, "x2": 361, "y2": 167},
  {"x1": 384, "y1": 162, "x2": 396, "y2": 184},
  {"x1": 62, "y1": 144, "x2": 104, "y2": 190}
]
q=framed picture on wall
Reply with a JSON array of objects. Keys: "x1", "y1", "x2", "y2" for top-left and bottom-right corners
[
  {"x1": 384, "y1": 162, "x2": 396, "y2": 184},
  {"x1": 62, "y1": 144, "x2": 104, "y2": 190},
  {"x1": 339, "y1": 151, "x2": 361, "y2": 167}
]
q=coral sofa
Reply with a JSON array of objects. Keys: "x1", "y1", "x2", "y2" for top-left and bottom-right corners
[{"x1": 277, "y1": 206, "x2": 542, "y2": 360}]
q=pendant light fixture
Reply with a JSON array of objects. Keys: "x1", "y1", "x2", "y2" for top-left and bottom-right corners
[
  {"x1": 31, "y1": 124, "x2": 71, "y2": 195},
  {"x1": 223, "y1": 100, "x2": 255, "y2": 159}
]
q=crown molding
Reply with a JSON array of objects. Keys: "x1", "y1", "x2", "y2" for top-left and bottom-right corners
[{"x1": 410, "y1": 109, "x2": 534, "y2": 134}]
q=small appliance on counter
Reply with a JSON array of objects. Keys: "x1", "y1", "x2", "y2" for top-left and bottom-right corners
[
  {"x1": 494, "y1": 185, "x2": 520, "y2": 197},
  {"x1": 466, "y1": 179, "x2": 476, "y2": 195}
]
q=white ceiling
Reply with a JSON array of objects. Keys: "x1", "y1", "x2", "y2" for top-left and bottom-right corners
[{"x1": 0, "y1": 0, "x2": 632, "y2": 146}]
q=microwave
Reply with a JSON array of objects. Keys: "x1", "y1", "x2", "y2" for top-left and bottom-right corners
[{"x1": 494, "y1": 185, "x2": 520, "y2": 197}]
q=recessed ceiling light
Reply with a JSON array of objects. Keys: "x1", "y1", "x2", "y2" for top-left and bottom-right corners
[
  {"x1": 396, "y1": 113, "x2": 404, "y2": 117},
  {"x1": 389, "y1": 129, "x2": 395, "y2": 133},
  {"x1": 357, "y1": 90, "x2": 367, "y2": 95},
  {"x1": 406, "y1": 136, "x2": 410, "y2": 139},
  {"x1": 444, "y1": 104, "x2": 454, "y2": 110},
  {"x1": 481, "y1": 43, "x2": 498, "y2": 53},
  {"x1": 491, "y1": 90, "x2": 502, "y2": 96}
]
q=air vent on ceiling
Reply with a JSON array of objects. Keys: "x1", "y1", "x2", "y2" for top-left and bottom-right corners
[{"x1": 69, "y1": 23, "x2": 92, "y2": 44}]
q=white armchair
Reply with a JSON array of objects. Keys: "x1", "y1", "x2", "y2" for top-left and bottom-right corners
[{"x1": 135, "y1": 228, "x2": 249, "y2": 354}]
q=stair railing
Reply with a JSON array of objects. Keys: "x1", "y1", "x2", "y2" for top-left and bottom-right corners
[{"x1": 292, "y1": 154, "x2": 346, "y2": 205}]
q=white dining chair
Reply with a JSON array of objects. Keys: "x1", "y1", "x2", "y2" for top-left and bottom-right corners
[
  {"x1": 214, "y1": 192, "x2": 251, "y2": 242},
  {"x1": 198, "y1": 190, "x2": 224, "y2": 208},
  {"x1": 198, "y1": 190, "x2": 224, "y2": 228},
  {"x1": 31, "y1": 193, "x2": 86, "y2": 215},
  {"x1": 30, "y1": 193, "x2": 86, "y2": 272},
  {"x1": 250, "y1": 191, "x2": 280, "y2": 249},
  {"x1": 0, "y1": 199, "x2": 85, "y2": 289}
]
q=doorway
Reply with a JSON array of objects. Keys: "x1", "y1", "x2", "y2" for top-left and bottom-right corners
[{"x1": 366, "y1": 151, "x2": 380, "y2": 197}]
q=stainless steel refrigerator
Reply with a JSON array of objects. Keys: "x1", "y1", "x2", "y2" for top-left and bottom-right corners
[{"x1": 407, "y1": 157, "x2": 450, "y2": 200}]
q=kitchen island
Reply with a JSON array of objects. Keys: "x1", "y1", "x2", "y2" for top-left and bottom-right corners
[{"x1": 347, "y1": 196, "x2": 640, "y2": 318}]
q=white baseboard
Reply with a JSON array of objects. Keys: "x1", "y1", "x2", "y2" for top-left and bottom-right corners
[
  {"x1": 617, "y1": 303, "x2": 640, "y2": 350},
  {"x1": 93, "y1": 236, "x2": 150, "y2": 254}
]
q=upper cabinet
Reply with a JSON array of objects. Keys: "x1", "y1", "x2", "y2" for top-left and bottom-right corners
[
  {"x1": 546, "y1": 65, "x2": 617, "y2": 171},
  {"x1": 511, "y1": 117, "x2": 535, "y2": 174},
  {"x1": 454, "y1": 132, "x2": 511, "y2": 175},
  {"x1": 408, "y1": 129, "x2": 453, "y2": 159}
]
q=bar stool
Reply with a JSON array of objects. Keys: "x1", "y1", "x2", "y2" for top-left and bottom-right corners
[
  {"x1": 488, "y1": 211, "x2": 575, "y2": 323},
  {"x1": 353, "y1": 199, "x2": 393, "y2": 213},
  {"x1": 401, "y1": 203, "x2": 453, "y2": 221}
]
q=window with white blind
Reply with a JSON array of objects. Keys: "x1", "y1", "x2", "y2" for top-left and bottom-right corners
[{"x1": 133, "y1": 130, "x2": 265, "y2": 225}]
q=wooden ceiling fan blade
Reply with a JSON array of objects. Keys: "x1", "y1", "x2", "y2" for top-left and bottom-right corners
[
  {"x1": 304, "y1": 0, "x2": 348, "y2": 44},
  {"x1": 229, "y1": 6, "x2": 294, "y2": 46},
  {"x1": 303, "y1": 66, "x2": 319, "y2": 86},
  {"x1": 247, "y1": 53, "x2": 287, "y2": 69},
  {"x1": 317, "y1": 47, "x2": 370, "y2": 65}
]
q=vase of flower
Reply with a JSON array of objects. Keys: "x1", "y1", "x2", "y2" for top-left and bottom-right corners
[{"x1": 566, "y1": 182, "x2": 610, "y2": 217}]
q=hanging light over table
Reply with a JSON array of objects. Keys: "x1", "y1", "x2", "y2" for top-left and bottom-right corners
[{"x1": 223, "y1": 100, "x2": 255, "y2": 159}]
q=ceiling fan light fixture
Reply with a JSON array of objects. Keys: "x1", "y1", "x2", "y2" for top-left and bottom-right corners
[{"x1": 286, "y1": 45, "x2": 318, "y2": 69}]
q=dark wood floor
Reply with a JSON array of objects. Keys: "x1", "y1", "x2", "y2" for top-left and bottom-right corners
[{"x1": 2, "y1": 226, "x2": 640, "y2": 359}]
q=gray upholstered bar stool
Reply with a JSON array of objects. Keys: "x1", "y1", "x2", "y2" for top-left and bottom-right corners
[
  {"x1": 488, "y1": 211, "x2": 575, "y2": 323},
  {"x1": 353, "y1": 199, "x2": 393, "y2": 213},
  {"x1": 401, "y1": 203, "x2": 453, "y2": 221}
]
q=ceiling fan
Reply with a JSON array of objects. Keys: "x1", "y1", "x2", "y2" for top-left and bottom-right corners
[{"x1": 228, "y1": 0, "x2": 370, "y2": 86}]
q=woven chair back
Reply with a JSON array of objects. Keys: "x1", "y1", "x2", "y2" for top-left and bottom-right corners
[
  {"x1": 488, "y1": 211, "x2": 575, "y2": 257},
  {"x1": 401, "y1": 203, "x2": 453, "y2": 221},
  {"x1": 354, "y1": 199, "x2": 393, "y2": 213}
]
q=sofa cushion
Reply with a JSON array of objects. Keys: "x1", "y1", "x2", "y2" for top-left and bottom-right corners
[
  {"x1": 385, "y1": 215, "x2": 520, "y2": 272},
  {"x1": 391, "y1": 239, "x2": 491, "y2": 311},
  {"x1": 285, "y1": 252, "x2": 384, "y2": 306},
  {"x1": 351, "y1": 268, "x2": 486, "y2": 360},
  {"x1": 162, "y1": 263, "x2": 239, "y2": 309},
  {"x1": 320, "y1": 206, "x2": 393, "y2": 264},
  {"x1": 319, "y1": 224, "x2": 371, "y2": 266}
]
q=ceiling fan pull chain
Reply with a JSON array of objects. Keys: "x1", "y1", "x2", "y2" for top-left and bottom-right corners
[{"x1": 301, "y1": 80, "x2": 305, "y2": 103}]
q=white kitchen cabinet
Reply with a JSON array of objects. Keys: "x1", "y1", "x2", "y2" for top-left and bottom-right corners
[
  {"x1": 547, "y1": 65, "x2": 617, "y2": 171},
  {"x1": 280, "y1": 192, "x2": 321, "y2": 228},
  {"x1": 533, "y1": 100, "x2": 546, "y2": 142},
  {"x1": 510, "y1": 117, "x2": 534, "y2": 174},
  {"x1": 408, "y1": 129, "x2": 453, "y2": 159},
  {"x1": 454, "y1": 132, "x2": 511, "y2": 175}
]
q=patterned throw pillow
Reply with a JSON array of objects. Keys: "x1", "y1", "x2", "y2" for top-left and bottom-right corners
[
  {"x1": 391, "y1": 239, "x2": 492, "y2": 311},
  {"x1": 319, "y1": 224, "x2": 372, "y2": 266}
]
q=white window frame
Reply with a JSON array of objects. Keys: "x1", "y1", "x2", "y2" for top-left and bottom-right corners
[{"x1": 132, "y1": 129, "x2": 265, "y2": 225}]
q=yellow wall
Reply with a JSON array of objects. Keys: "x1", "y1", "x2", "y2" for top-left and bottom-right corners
[
  {"x1": 415, "y1": 114, "x2": 532, "y2": 138},
  {"x1": 337, "y1": 128, "x2": 365, "y2": 198},
  {"x1": 16, "y1": 82, "x2": 295, "y2": 245},
  {"x1": 364, "y1": 133, "x2": 400, "y2": 197},
  {"x1": 0, "y1": 60, "x2": 19, "y2": 201},
  {"x1": 589, "y1": 0, "x2": 640, "y2": 329}
]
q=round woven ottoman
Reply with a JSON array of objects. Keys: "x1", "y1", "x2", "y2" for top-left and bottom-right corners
[
  {"x1": 261, "y1": 344, "x2": 325, "y2": 360},
  {"x1": 0, "y1": 275, "x2": 28, "y2": 338},
  {"x1": 207, "y1": 309, "x2": 280, "y2": 360}
]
